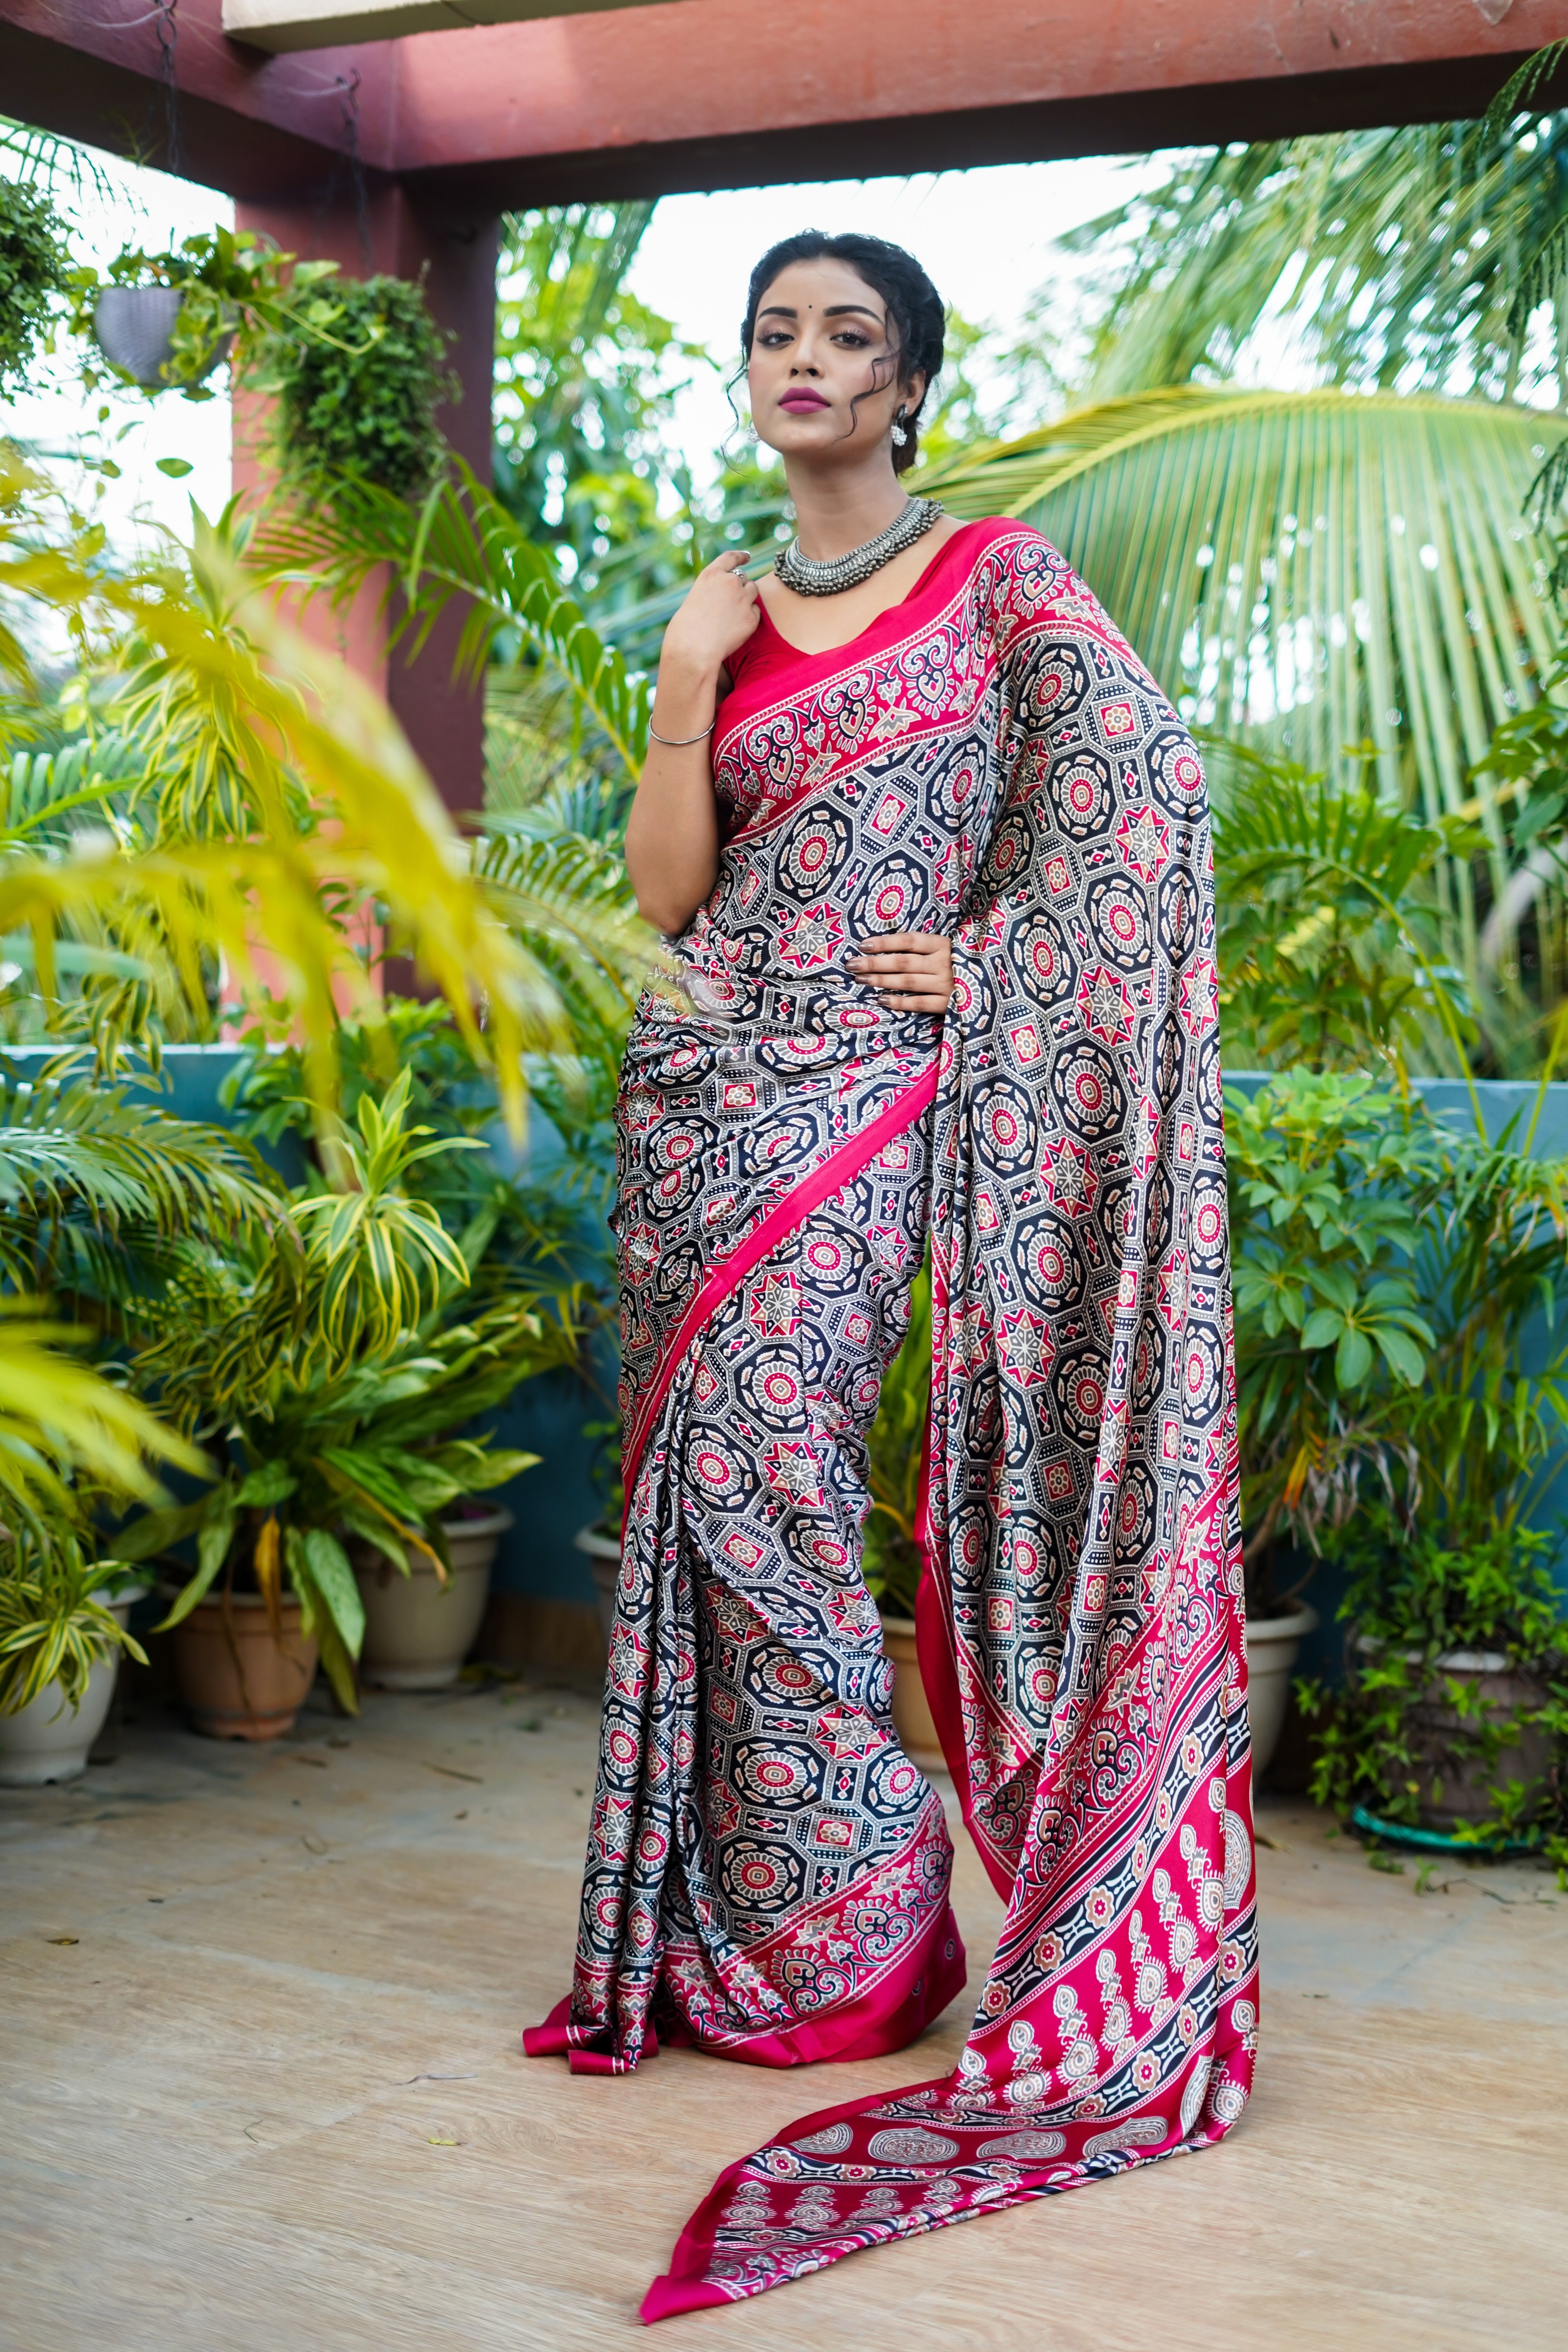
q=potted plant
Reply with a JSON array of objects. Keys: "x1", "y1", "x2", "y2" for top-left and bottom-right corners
[
  {"x1": 1290, "y1": 1104, "x2": 1568, "y2": 1851},
  {"x1": 116, "y1": 1072, "x2": 563, "y2": 1724},
  {"x1": 254, "y1": 270, "x2": 457, "y2": 500},
  {"x1": 1303, "y1": 1513, "x2": 1565, "y2": 1843},
  {"x1": 0, "y1": 1528, "x2": 148, "y2": 1785},
  {"x1": 227, "y1": 996, "x2": 621, "y2": 1671},
  {"x1": 1226, "y1": 1070, "x2": 1441, "y2": 1775},
  {"x1": 76, "y1": 226, "x2": 342, "y2": 397}
]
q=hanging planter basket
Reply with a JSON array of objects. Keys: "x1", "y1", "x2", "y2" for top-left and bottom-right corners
[{"x1": 94, "y1": 285, "x2": 234, "y2": 391}]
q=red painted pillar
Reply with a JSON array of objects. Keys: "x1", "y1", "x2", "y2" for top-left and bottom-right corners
[{"x1": 233, "y1": 178, "x2": 500, "y2": 821}]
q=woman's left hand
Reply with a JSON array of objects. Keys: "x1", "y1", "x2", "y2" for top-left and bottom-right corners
[{"x1": 847, "y1": 931, "x2": 955, "y2": 1013}]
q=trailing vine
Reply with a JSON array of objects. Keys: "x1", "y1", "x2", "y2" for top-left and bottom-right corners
[{"x1": 256, "y1": 273, "x2": 457, "y2": 499}]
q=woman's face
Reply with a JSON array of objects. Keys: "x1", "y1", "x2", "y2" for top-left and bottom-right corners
[{"x1": 746, "y1": 258, "x2": 922, "y2": 468}]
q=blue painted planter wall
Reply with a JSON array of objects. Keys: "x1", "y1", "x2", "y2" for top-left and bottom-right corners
[
  {"x1": 6, "y1": 1044, "x2": 608, "y2": 1610},
  {"x1": 19, "y1": 1048, "x2": 1568, "y2": 1631}
]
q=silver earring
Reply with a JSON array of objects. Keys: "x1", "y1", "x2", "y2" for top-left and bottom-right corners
[{"x1": 891, "y1": 407, "x2": 909, "y2": 448}]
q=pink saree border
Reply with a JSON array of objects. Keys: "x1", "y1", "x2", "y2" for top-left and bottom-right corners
[
  {"x1": 620, "y1": 1061, "x2": 940, "y2": 1526},
  {"x1": 711, "y1": 521, "x2": 1025, "y2": 769}
]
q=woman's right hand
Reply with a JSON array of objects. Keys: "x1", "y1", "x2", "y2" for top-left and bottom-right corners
[{"x1": 660, "y1": 550, "x2": 763, "y2": 681}]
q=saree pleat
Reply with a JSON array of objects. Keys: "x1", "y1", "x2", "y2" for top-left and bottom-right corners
[{"x1": 526, "y1": 520, "x2": 1256, "y2": 2315}]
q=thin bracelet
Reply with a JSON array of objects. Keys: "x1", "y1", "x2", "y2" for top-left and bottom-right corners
[{"x1": 648, "y1": 715, "x2": 716, "y2": 747}]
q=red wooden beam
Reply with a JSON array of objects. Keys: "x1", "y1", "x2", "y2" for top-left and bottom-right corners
[
  {"x1": 3, "y1": 0, "x2": 1568, "y2": 205},
  {"x1": 390, "y1": 0, "x2": 1568, "y2": 205}
]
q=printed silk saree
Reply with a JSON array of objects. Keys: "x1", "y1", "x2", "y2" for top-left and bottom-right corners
[{"x1": 526, "y1": 518, "x2": 1257, "y2": 2319}]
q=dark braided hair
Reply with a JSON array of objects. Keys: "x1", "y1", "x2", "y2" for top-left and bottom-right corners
[{"x1": 740, "y1": 231, "x2": 946, "y2": 476}]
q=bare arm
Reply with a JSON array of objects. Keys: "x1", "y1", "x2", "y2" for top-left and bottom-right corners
[{"x1": 625, "y1": 552, "x2": 762, "y2": 935}]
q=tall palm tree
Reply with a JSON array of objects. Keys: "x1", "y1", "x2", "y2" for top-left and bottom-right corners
[
  {"x1": 926, "y1": 387, "x2": 1554, "y2": 974},
  {"x1": 1064, "y1": 82, "x2": 1568, "y2": 407}
]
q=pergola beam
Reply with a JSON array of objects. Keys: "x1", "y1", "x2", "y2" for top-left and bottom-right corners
[
  {"x1": 222, "y1": 0, "x2": 696, "y2": 62},
  {"x1": 2, "y1": 0, "x2": 1567, "y2": 207}
]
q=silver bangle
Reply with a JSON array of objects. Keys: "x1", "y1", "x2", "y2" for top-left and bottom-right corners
[{"x1": 648, "y1": 715, "x2": 716, "y2": 747}]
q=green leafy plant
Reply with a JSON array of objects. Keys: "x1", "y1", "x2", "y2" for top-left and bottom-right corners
[
  {"x1": 1211, "y1": 744, "x2": 1480, "y2": 1085},
  {"x1": 0, "y1": 1527, "x2": 147, "y2": 1718},
  {"x1": 0, "y1": 1053, "x2": 279, "y2": 1323},
  {"x1": 924, "y1": 387, "x2": 1557, "y2": 908},
  {"x1": 1299, "y1": 1515, "x2": 1567, "y2": 1855},
  {"x1": 258, "y1": 272, "x2": 457, "y2": 499},
  {"x1": 862, "y1": 1261, "x2": 932, "y2": 1622},
  {"x1": 73, "y1": 227, "x2": 343, "y2": 401},
  {"x1": 1227, "y1": 1070, "x2": 1439, "y2": 1596},
  {"x1": 261, "y1": 461, "x2": 653, "y2": 782},
  {"x1": 116, "y1": 1070, "x2": 575, "y2": 1711},
  {"x1": 0, "y1": 177, "x2": 72, "y2": 396}
]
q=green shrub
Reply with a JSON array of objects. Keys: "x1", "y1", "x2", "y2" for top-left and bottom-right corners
[
  {"x1": 260, "y1": 273, "x2": 456, "y2": 498},
  {"x1": 0, "y1": 180, "x2": 71, "y2": 395}
]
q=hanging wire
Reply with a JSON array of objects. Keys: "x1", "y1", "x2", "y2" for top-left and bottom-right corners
[
  {"x1": 337, "y1": 71, "x2": 375, "y2": 272},
  {"x1": 149, "y1": 0, "x2": 185, "y2": 178}
]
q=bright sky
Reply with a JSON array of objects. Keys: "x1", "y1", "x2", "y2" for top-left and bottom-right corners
[
  {"x1": 1, "y1": 143, "x2": 235, "y2": 550},
  {"x1": 626, "y1": 159, "x2": 1159, "y2": 463},
  {"x1": 3, "y1": 144, "x2": 1163, "y2": 541}
]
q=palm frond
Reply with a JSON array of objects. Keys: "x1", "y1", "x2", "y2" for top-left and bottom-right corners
[
  {"x1": 257, "y1": 464, "x2": 652, "y2": 784},
  {"x1": 1065, "y1": 116, "x2": 1568, "y2": 408},
  {"x1": 0, "y1": 450, "x2": 557, "y2": 1121},
  {"x1": 926, "y1": 385, "x2": 1560, "y2": 992},
  {"x1": 0, "y1": 1300, "x2": 202, "y2": 1534},
  {"x1": 1483, "y1": 43, "x2": 1568, "y2": 142},
  {"x1": 0, "y1": 1068, "x2": 278, "y2": 1297}
]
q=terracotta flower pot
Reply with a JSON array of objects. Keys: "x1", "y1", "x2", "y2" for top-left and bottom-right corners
[
  {"x1": 880, "y1": 1613, "x2": 944, "y2": 1764},
  {"x1": 354, "y1": 1509, "x2": 512, "y2": 1691},
  {"x1": 169, "y1": 1588, "x2": 317, "y2": 1741}
]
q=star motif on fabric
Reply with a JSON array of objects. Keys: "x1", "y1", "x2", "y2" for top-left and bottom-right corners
[
  {"x1": 1076, "y1": 964, "x2": 1135, "y2": 1045},
  {"x1": 748, "y1": 1267, "x2": 802, "y2": 1337},
  {"x1": 1129, "y1": 1091, "x2": 1161, "y2": 1176},
  {"x1": 1041, "y1": 1135, "x2": 1100, "y2": 1218},
  {"x1": 1178, "y1": 957, "x2": 1219, "y2": 1038},
  {"x1": 998, "y1": 1307, "x2": 1056, "y2": 1387},
  {"x1": 763, "y1": 1439, "x2": 825, "y2": 1508},
  {"x1": 623, "y1": 1221, "x2": 661, "y2": 1278},
  {"x1": 777, "y1": 903, "x2": 845, "y2": 972},
  {"x1": 1116, "y1": 804, "x2": 1170, "y2": 882},
  {"x1": 817, "y1": 1704, "x2": 886, "y2": 1760},
  {"x1": 1157, "y1": 1250, "x2": 1190, "y2": 1336},
  {"x1": 955, "y1": 1303, "x2": 994, "y2": 1372},
  {"x1": 608, "y1": 1622, "x2": 650, "y2": 1698}
]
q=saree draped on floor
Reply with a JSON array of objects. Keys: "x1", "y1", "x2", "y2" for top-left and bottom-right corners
[{"x1": 525, "y1": 520, "x2": 1257, "y2": 2316}]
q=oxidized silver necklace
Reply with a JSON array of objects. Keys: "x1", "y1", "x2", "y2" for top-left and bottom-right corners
[{"x1": 774, "y1": 496, "x2": 943, "y2": 597}]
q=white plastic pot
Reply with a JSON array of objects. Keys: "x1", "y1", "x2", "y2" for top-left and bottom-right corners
[
  {"x1": 1244, "y1": 1603, "x2": 1319, "y2": 1780},
  {"x1": 574, "y1": 1522, "x2": 621, "y2": 1651},
  {"x1": 0, "y1": 1586, "x2": 145, "y2": 1788},
  {"x1": 354, "y1": 1509, "x2": 512, "y2": 1691}
]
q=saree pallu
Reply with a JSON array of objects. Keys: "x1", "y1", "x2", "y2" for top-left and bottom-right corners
[{"x1": 526, "y1": 519, "x2": 1257, "y2": 2317}]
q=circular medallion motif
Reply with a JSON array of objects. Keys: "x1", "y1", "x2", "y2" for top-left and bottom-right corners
[{"x1": 866, "y1": 2127, "x2": 961, "y2": 2165}]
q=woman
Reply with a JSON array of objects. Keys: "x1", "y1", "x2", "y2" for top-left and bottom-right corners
[{"x1": 527, "y1": 231, "x2": 1256, "y2": 2319}]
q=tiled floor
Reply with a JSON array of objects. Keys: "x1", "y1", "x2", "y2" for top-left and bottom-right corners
[{"x1": 4, "y1": 1678, "x2": 1566, "y2": 2351}]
